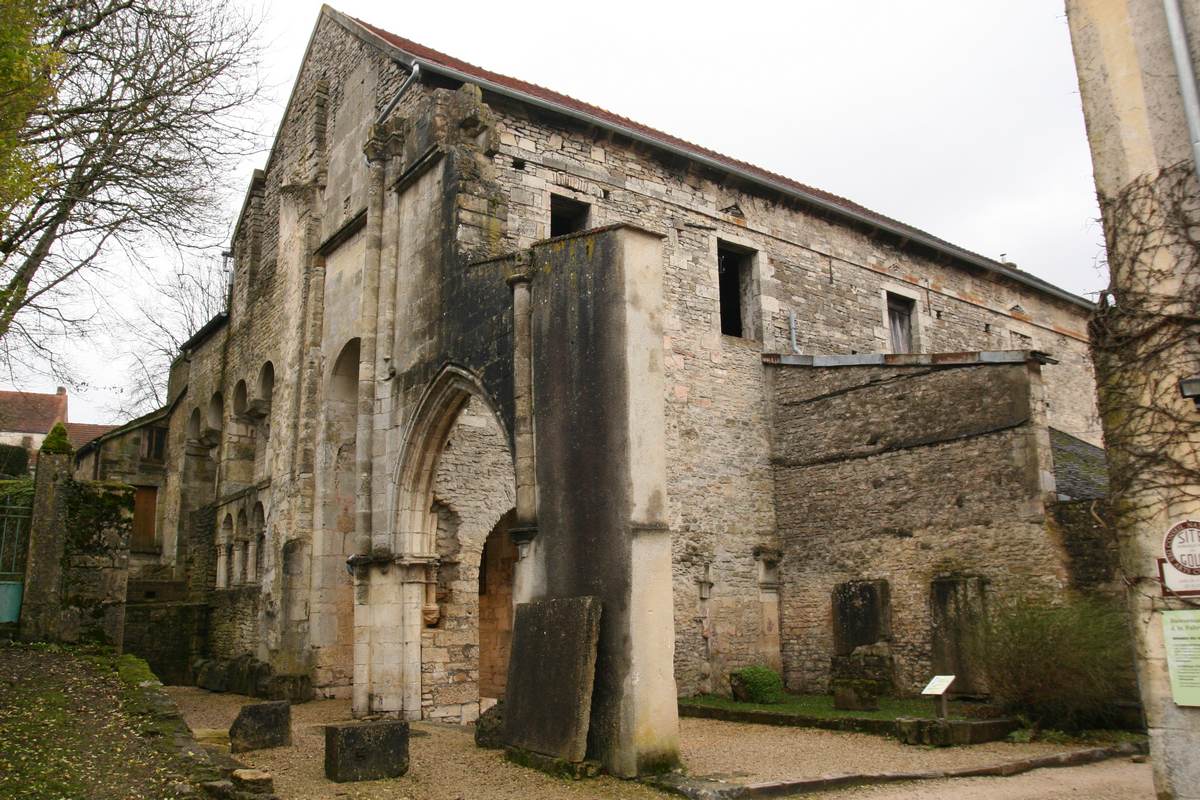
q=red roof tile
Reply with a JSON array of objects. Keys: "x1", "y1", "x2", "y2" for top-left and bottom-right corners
[
  {"x1": 0, "y1": 388, "x2": 68, "y2": 435},
  {"x1": 65, "y1": 422, "x2": 116, "y2": 449},
  {"x1": 339, "y1": 11, "x2": 1091, "y2": 310}
]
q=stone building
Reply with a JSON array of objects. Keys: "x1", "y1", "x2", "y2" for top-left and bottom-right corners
[{"x1": 90, "y1": 7, "x2": 1116, "y2": 775}]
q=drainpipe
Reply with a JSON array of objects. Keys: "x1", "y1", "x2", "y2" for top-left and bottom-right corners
[
  {"x1": 377, "y1": 63, "x2": 421, "y2": 126},
  {"x1": 1164, "y1": 0, "x2": 1200, "y2": 185}
]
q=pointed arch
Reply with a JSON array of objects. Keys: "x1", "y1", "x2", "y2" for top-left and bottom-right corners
[{"x1": 391, "y1": 364, "x2": 511, "y2": 558}]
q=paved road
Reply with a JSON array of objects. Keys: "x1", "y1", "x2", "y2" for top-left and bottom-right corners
[{"x1": 820, "y1": 758, "x2": 1154, "y2": 799}]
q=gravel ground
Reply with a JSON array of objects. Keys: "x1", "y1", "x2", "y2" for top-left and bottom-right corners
[
  {"x1": 167, "y1": 687, "x2": 1148, "y2": 799},
  {"x1": 676, "y1": 717, "x2": 1091, "y2": 783},
  {"x1": 169, "y1": 687, "x2": 659, "y2": 800},
  {"x1": 818, "y1": 758, "x2": 1154, "y2": 799}
]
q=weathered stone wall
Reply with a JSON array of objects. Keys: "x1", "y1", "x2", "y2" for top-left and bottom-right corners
[
  {"x1": 481, "y1": 96, "x2": 1100, "y2": 696},
  {"x1": 770, "y1": 357, "x2": 1069, "y2": 695},
  {"x1": 19, "y1": 455, "x2": 133, "y2": 648},
  {"x1": 123, "y1": 601, "x2": 207, "y2": 684},
  {"x1": 207, "y1": 586, "x2": 262, "y2": 661}
]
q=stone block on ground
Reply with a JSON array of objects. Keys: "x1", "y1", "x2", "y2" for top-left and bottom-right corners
[
  {"x1": 503, "y1": 596, "x2": 602, "y2": 763},
  {"x1": 229, "y1": 701, "x2": 291, "y2": 753},
  {"x1": 324, "y1": 719, "x2": 410, "y2": 782},
  {"x1": 475, "y1": 699, "x2": 505, "y2": 749},
  {"x1": 231, "y1": 768, "x2": 274, "y2": 794}
]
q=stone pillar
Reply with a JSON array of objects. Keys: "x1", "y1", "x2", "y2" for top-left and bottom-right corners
[
  {"x1": 19, "y1": 454, "x2": 70, "y2": 642},
  {"x1": 507, "y1": 263, "x2": 542, "y2": 605},
  {"x1": 525, "y1": 225, "x2": 680, "y2": 776},
  {"x1": 215, "y1": 543, "x2": 228, "y2": 589},
  {"x1": 355, "y1": 143, "x2": 386, "y2": 557},
  {"x1": 1066, "y1": 2, "x2": 1200, "y2": 796}
]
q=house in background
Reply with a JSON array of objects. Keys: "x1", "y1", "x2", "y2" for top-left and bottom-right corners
[{"x1": 0, "y1": 386, "x2": 115, "y2": 463}]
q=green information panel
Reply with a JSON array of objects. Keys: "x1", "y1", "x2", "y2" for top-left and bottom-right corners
[{"x1": 1163, "y1": 610, "x2": 1200, "y2": 707}]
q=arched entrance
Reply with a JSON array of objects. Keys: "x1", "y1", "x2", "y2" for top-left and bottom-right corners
[
  {"x1": 478, "y1": 509, "x2": 517, "y2": 701},
  {"x1": 355, "y1": 366, "x2": 516, "y2": 721},
  {"x1": 423, "y1": 394, "x2": 515, "y2": 722}
]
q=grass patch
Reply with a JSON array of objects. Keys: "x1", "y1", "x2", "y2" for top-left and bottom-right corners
[
  {"x1": 681, "y1": 692, "x2": 974, "y2": 721},
  {"x1": 0, "y1": 642, "x2": 193, "y2": 799}
]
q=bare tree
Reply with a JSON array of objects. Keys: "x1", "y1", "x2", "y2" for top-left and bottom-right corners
[
  {"x1": 108, "y1": 253, "x2": 229, "y2": 417},
  {"x1": 0, "y1": 0, "x2": 262, "y2": 372}
]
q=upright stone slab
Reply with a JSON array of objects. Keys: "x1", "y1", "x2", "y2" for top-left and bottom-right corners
[
  {"x1": 324, "y1": 720, "x2": 409, "y2": 782},
  {"x1": 503, "y1": 596, "x2": 601, "y2": 762},
  {"x1": 229, "y1": 700, "x2": 291, "y2": 753}
]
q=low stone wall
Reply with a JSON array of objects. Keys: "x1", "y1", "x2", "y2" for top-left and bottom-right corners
[
  {"x1": 124, "y1": 601, "x2": 208, "y2": 685},
  {"x1": 194, "y1": 654, "x2": 314, "y2": 703},
  {"x1": 20, "y1": 454, "x2": 133, "y2": 648}
]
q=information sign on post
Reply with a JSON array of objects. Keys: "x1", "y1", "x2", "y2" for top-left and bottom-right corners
[
  {"x1": 921, "y1": 674, "x2": 956, "y2": 719},
  {"x1": 1163, "y1": 610, "x2": 1200, "y2": 707}
]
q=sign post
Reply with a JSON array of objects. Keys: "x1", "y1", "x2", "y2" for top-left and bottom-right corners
[{"x1": 921, "y1": 674, "x2": 956, "y2": 720}]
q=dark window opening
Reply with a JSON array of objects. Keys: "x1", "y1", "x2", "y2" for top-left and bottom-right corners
[
  {"x1": 550, "y1": 194, "x2": 589, "y2": 237},
  {"x1": 718, "y1": 243, "x2": 753, "y2": 338},
  {"x1": 512, "y1": 157, "x2": 526, "y2": 171},
  {"x1": 887, "y1": 293, "x2": 915, "y2": 353},
  {"x1": 143, "y1": 427, "x2": 167, "y2": 462}
]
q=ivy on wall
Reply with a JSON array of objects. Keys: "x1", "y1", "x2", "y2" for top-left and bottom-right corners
[{"x1": 62, "y1": 479, "x2": 133, "y2": 555}]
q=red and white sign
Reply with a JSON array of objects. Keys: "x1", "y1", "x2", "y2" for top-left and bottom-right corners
[{"x1": 1161, "y1": 520, "x2": 1200, "y2": 597}]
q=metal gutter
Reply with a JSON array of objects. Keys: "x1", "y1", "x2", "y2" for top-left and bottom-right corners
[{"x1": 1163, "y1": 0, "x2": 1200, "y2": 186}]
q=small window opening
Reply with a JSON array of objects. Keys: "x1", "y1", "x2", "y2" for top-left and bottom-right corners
[
  {"x1": 143, "y1": 427, "x2": 167, "y2": 462},
  {"x1": 550, "y1": 194, "x2": 589, "y2": 237},
  {"x1": 718, "y1": 243, "x2": 753, "y2": 338},
  {"x1": 512, "y1": 157, "x2": 526, "y2": 171},
  {"x1": 887, "y1": 293, "x2": 915, "y2": 353}
]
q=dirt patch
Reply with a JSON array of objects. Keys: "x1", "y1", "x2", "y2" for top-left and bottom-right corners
[{"x1": 0, "y1": 642, "x2": 196, "y2": 800}]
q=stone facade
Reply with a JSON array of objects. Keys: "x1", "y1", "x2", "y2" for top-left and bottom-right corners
[{"x1": 92, "y1": 7, "x2": 1112, "y2": 776}]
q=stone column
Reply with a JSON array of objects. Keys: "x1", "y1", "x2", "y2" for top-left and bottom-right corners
[
  {"x1": 355, "y1": 141, "x2": 386, "y2": 557},
  {"x1": 507, "y1": 265, "x2": 543, "y2": 605},
  {"x1": 246, "y1": 537, "x2": 258, "y2": 584},
  {"x1": 215, "y1": 543, "x2": 228, "y2": 590},
  {"x1": 1066, "y1": 2, "x2": 1200, "y2": 796}
]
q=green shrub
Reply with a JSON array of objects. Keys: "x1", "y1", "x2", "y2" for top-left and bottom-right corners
[
  {"x1": 40, "y1": 422, "x2": 72, "y2": 455},
  {"x1": 729, "y1": 665, "x2": 786, "y2": 704},
  {"x1": 0, "y1": 443, "x2": 28, "y2": 477},
  {"x1": 971, "y1": 594, "x2": 1135, "y2": 731}
]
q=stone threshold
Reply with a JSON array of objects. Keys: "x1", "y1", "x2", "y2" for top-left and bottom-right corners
[
  {"x1": 679, "y1": 702, "x2": 1019, "y2": 744},
  {"x1": 645, "y1": 741, "x2": 1147, "y2": 799}
]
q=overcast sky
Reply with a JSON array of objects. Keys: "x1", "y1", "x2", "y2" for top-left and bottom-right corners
[{"x1": 25, "y1": 0, "x2": 1107, "y2": 423}]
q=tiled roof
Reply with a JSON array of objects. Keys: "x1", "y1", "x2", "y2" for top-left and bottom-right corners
[
  {"x1": 1050, "y1": 428, "x2": 1108, "y2": 501},
  {"x1": 65, "y1": 422, "x2": 116, "y2": 450},
  {"x1": 0, "y1": 388, "x2": 68, "y2": 435},
  {"x1": 338, "y1": 10, "x2": 1091, "y2": 310}
]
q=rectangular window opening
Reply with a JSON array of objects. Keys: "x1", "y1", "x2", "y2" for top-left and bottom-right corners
[
  {"x1": 550, "y1": 194, "x2": 590, "y2": 238},
  {"x1": 887, "y1": 292, "x2": 915, "y2": 354},
  {"x1": 718, "y1": 242, "x2": 754, "y2": 338},
  {"x1": 143, "y1": 427, "x2": 167, "y2": 462}
]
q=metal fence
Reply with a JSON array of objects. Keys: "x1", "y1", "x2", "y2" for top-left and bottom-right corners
[{"x1": 0, "y1": 496, "x2": 33, "y2": 623}]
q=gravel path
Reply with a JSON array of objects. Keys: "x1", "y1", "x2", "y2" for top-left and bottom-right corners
[
  {"x1": 167, "y1": 687, "x2": 1148, "y2": 799},
  {"x1": 169, "y1": 687, "x2": 659, "y2": 800},
  {"x1": 677, "y1": 717, "x2": 1088, "y2": 783}
]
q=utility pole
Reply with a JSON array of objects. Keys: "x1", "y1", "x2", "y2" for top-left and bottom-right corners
[{"x1": 1065, "y1": 2, "x2": 1200, "y2": 797}]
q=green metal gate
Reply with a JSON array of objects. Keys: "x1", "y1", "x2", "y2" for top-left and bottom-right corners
[{"x1": 0, "y1": 497, "x2": 32, "y2": 624}]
